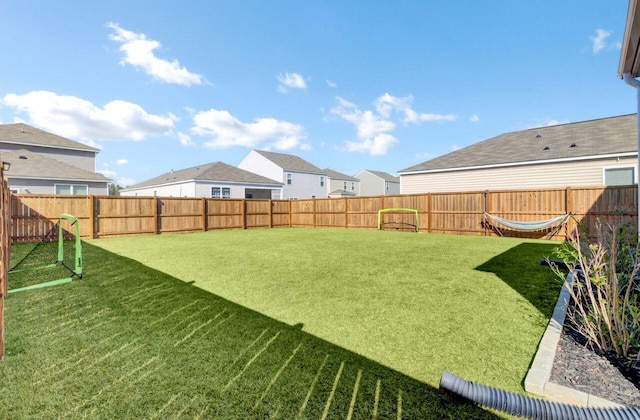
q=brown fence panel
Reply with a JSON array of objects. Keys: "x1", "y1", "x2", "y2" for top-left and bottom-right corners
[
  {"x1": 11, "y1": 195, "x2": 91, "y2": 242},
  {"x1": 95, "y1": 196, "x2": 156, "y2": 238},
  {"x1": 271, "y1": 200, "x2": 290, "y2": 227},
  {"x1": 315, "y1": 198, "x2": 346, "y2": 228},
  {"x1": 429, "y1": 191, "x2": 485, "y2": 235},
  {"x1": 246, "y1": 200, "x2": 271, "y2": 228},
  {"x1": 346, "y1": 196, "x2": 383, "y2": 229},
  {"x1": 570, "y1": 186, "x2": 638, "y2": 236},
  {"x1": 206, "y1": 199, "x2": 243, "y2": 230},
  {"x1": 158, "y1": 197, "x2": 204, "y2": 233},
  {"x1": 290, "y1": 200, "x2": 315, "y2": 227}
]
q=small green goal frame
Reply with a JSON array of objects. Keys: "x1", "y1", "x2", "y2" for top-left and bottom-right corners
[
  {"x1": 377, "y1": 208, "x2": 419, "y2": 232},
  {"x1": 8, "y1": 213, "x2": 83, "y2": 293}
]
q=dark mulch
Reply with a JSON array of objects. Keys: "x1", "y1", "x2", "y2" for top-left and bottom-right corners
[{"x1": 550, "y1": 324, "x2": 640, "y2": 407}]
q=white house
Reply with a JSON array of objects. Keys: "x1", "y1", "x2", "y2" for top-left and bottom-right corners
[
  {"x1": 0, "y1": 123, "x2": 110, "y2": 195},
  {"x1": 355, "y1": 170, "x2": 400, "y2": 196},
  {"x1": 398, "y1": 114, "x2": 638, "y2": 193},
  {"x1": 120, "y1": 161, "x2": 282, "y2": 198},
  {"x1": 324, "y1": 168, "x2": 359, "y2": 197},
  {"x1": 238, "y1": 150, "x2": 327, "y2": 199}
]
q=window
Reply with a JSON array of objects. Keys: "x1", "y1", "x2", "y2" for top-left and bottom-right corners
[
  {"x1": 343, "y1": 181, "x2": 347, "y2": 190},
  {"x1": 351, "y1": 182, "x2": 355, "y2": 191},
  {"x1": 212, "y1": 187, "x2": 231, "y2": 198},
  {"x1": 55, "y1": 184, "x2": 88, "y2": 195},
  {"x1": 604, "y1": 167, "x2": 635, "y2": 186},
  {"x1": 287, "y1": 173, "x2": 292, "y2": 185},
  {"x1": 320, "y1": 176, "x2": 325, "y2": 187},
  {"x1": 385, "y1": 182, "x2": 389, "y2": 191}
]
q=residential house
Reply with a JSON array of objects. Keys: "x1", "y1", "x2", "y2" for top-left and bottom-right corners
[
  {"x1": 398, "y1": 114, "x2": 637, "y2": 193},
  {"x1": 324, "y1": 168, "x2": 359, "y2": 197},
  {"x1": 238, "y1": 150, "x2": 327, "y2": 199},
  {"x1": 355, "y1": 170, "x2": 400, "y2": 196},
  {"x1": 0, "y1": 123, "x2": 110, "y2": 195},
  {"x1": 120, "y1": 161, "x2": 282, "y2": 198}
]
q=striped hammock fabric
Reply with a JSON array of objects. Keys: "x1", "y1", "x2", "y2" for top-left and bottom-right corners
[{"x1": 483, "y1": 212, "x2": 571, "y2": 232}]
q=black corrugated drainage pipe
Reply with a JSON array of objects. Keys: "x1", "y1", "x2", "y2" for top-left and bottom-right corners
[{"x1": 440, "y1": 371, "x2": 640, "y2": 420}]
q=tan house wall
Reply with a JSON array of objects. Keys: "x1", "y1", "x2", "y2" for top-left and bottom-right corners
[{"x1": 400, "y1": 156, "x2": 638, "y2": 193}]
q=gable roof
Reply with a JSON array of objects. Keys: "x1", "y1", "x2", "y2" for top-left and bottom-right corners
[
  {"x1": 254, "y1": 150, "x2": 324, "y2": 173},
  {"x1": 360, "y1": 170, "x2": 400, "y2": 183},
  {"x1": 323, "y1": 168, "x2": 358, "y2": 181},
  {"x1": 399, "y1": 114, "x2": 638, "y2": 174},
  {"x1": 124, "y1": 161, "x2": 283, "y2": 190},
  {"x1": 2, "y1": 149, "x2": 110, "y2": 182},
  {"x1": 0, "y1": 123, "x2": 100, "y2": 153}
]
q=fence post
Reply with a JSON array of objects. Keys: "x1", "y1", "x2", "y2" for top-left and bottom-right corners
[
  {"x1": 484, "y1": 190, "x2": 489, "y2": 236},
  {"x1": 313, "y1": 198, "x2": 316, "y2": 228},
  {"x1": 154, "y1": 197, "x2": 159, "y2": 235},
  {"x1": 288, "y1": 200, "x2": 292, "y2": 227},
  {"x1": 427, "y1": 193, "x2": 432, "y2": 233},
  {"x1": 565, "y1": 187, "x2": 573, "y2": 240},
  {"x1": 88, "y1": 196, "x2": 96, "y2": 239},
  {"x1": 242, "y1": 199, "x2": 247, "y2": 230},
  {"x1": 344, "y1": 198, "x2": 348, "y2": 228},
  {"x1": 202, "y1": 198, "x2": 207, "y2": 232},
  {"x1": 268, "y1": 199, "x2": 273, "y2": 229}
]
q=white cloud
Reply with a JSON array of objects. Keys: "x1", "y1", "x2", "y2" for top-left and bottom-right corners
[
  {"x1": 451, "y1": 144, "x2": 461, "y2": 151},
  {"x1": 470, "y1": 114, "x2": 480, "y2": 122},
  {"x1": 526, "y1": 117, "x2": 570, "y2": 129},
  {"x1": 107, "y1": 22, "x2": 204, "y2": 86},
  {"x1": 191, "y1": 108, "x2": 307, "y2": 150},
  {"x1": 346, "y1": 134, "x2": 398, "y2": 156},
  {"x1": 177, "y1": 132, "x2": 195, "y2": 146},
  {"x1": 374, "y1": 93, "x2": 456, "y2": 124},
  {"x1": 98, "y1": 169, "x2": 117, "y2": 179},
  {"x1": 591, "y1": 29, "x2": 616, "y2": 54},
  {"x1": 1, "y1": 91, "x2": 176, "y2": 142},
  {"x1": 116, "y1": 159, "x2": 128, "y2": 165},
  {"x1": 326, "y1": 80, "x2": 337, "y2": 88},
  {"x1": 276, "y1": 72, "x2": 307, "y2": 93}
]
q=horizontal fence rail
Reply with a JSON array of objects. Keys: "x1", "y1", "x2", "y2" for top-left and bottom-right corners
[{"x1": 9, "y1": 185, "x2": 638, "y2": 242}]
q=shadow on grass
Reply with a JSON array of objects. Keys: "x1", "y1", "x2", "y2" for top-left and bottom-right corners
[
  {"x1": 475, "y1": 242, "x2": 564, "y2": 319},
  {"x1": 2, "y1": 242, "x2": 497, "y2": 419}
]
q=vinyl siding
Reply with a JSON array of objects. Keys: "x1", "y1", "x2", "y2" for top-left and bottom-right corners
[
  {"x1": 400, "y1": 156, "x2": 638, "y2": 193},
  {"x1": 238, "y1": 150, "x2": 283, "y2": 182},
  {"x1": 281, "y1": 171, "x2": 327, "y2": 199},
  {"x1": 327, "y1": 178, "x2": 359, "y2": 195},
  {"x1": 9, "y1": 178, "x2": 108, "y2": 195},
  {"x1": 0, "y1": 144, "x2": 97, "y2": 172}
]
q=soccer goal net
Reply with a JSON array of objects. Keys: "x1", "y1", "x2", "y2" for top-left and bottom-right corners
[
  {"x1": 9, "y1": 213, "x2": 82, "y2": 293},
  {"x1": 377, "y1": 208, "x2": 419, "y2": 232}
]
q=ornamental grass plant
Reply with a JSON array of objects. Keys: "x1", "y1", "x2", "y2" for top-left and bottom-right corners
[{"x1": 551, "y1": 218, "x2": 640, "y2": 382}]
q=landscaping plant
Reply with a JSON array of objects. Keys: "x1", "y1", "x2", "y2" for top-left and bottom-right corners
[{"x1": 551, "y1": 218, "x2": 640, "y2": 382}]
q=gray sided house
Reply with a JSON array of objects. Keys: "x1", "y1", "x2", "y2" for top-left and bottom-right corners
[
  {"x1": 355, "y1": 170, "x2": 400, "y2": 196},
  {"x1": 120, "y1": 161, "x2": 282, "y2": 199},
  {"x1": 323, "y1": 168, "x2": 359, "y2": 197},
  {"x1": 238, "y1": 150, "x2": 327, "y2": 199},
  {"x1": 0, "y1": 123, "x2": 110, "y2": 195},
  {"x1": 399, "y1": 114, "x2": 638, "y2": 193}
]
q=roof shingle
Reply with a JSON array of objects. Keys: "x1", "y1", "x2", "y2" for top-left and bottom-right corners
[{"x1": 0, "y1": 123, "x2": 99, "y2": 152}]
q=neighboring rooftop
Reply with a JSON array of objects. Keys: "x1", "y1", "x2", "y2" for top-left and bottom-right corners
[
  {"x1": 2, "y1": 149, "x2": 110, "y2": 181},
  {"x1": 361, "y1": 170, "x2": 400, "y2": 182},
  {"x1": 399, "y1": 114, "x2": 637, "y2": 174},
  {"x1": 323, "y1": 168, "x2": 358, "y2": 181},
  {"x1": 124, "y1": 161, "x2": 283, "y2": 190},
  {"x1": 254, "y1": 150, "x2": 324, "y2": 173},
  {"x1": 0, "y1": 123, "x2": 100, "y2": 152}
]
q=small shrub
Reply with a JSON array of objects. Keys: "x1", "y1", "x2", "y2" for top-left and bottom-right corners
[{"x1": 550, "y1": 219, "x2": 640, "y2": 365}]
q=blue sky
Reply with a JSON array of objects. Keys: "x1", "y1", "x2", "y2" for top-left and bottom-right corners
[{"x1": 0, "y1": 1, "x2": 633, "y2": 187}]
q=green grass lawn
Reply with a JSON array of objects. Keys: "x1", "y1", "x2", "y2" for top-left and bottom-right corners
[{"x1": 0, "y1": 228, "x2": 562, "y2": 418}]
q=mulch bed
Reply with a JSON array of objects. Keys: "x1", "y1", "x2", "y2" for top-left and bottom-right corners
[{"x1": 550, "y1": 323, "x2": 640, "y2": 407}]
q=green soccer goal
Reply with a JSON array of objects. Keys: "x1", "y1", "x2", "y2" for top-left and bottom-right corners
[
  {"x1": 9, "y1": 213, "x2": 83, "y2": 293},
  {"x1": 377, "y1": 208, "x2": 419, "y2": 232}
]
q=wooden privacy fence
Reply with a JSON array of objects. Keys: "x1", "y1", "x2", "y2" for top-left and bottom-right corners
[
  {"x1": 0, "y1": 167, "x2": 10, "y2": 360},
  {"x1": 9, "y1": 185, "x2": 638, "y2": 242}
]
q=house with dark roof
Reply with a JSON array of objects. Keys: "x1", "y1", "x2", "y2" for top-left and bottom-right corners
[
  {"x1": 355, "y1": 170, "x2": 400, "y2": 196},
  {"x1": 238, "y1": 150, "x2": 327, "y2": 199},
  {"x1": 0, "y1": 123, "x2": 110, "y2": 195},
  {"x1": 398, "y1": 114, "x2": 638, "y2": 193},
  {"x1": 119, "y1": 161, "x2": 282, "y2": 198},
  {"x1": 323, "y1": 168, "x2": 360, "y2": 197}
]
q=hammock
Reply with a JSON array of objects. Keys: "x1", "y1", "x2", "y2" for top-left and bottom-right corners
[{"x1": 483, "y1": 212, "x2": 571, "y2": 239}]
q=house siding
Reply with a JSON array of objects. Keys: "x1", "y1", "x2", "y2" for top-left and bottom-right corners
[
  {"x1": 400, "y1": 156, "x2": 639, "y2": 193},
  {"x1": 238, "y1": 150, "x2": 283, "y2": 182},
  {"x1": 328, "y1": 177, "x2": 359, "y2": 195},
  {"x1": 357, "y1": 171, "x2": 400, "y2": 196},
  {"x1": 121, "y1": 180, "x2": 281, "y2": 199},
  {"x1": 280, "y1": 171, "x2": 327, "y2": 199},
  {"x1": 9, "y1": 178, "x2": 108, "y2": 195},
  {"x1": 0, "y1": 144, "x2": 97, "y2": 173}
]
